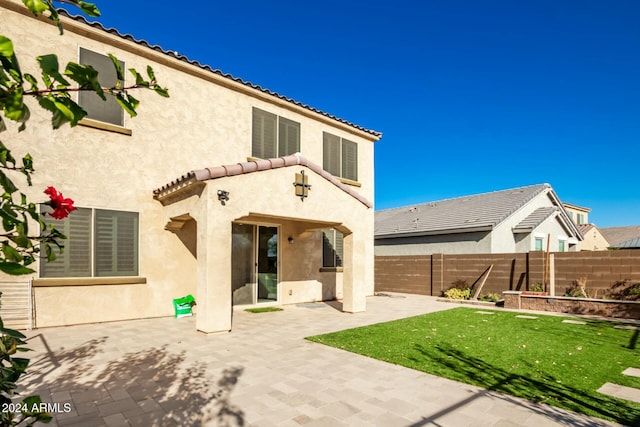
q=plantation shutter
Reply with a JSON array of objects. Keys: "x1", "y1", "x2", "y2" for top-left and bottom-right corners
[
  {"x1": 78, "y1": 48, "x2": 124, "y2": 126},
  {"x1": 40, "y1": 207, "x2": 92, "y2": 277},
  {"x1": 334, "y1": 231, "x2": 344, "y2": 267},
  {"x1": 322, "y1": 230, "x2": 343, "y2": 268},
  {"x1": 323, "y1": 132, "x2": 341, "y2": 176},
  {"x1": 278, "y1": 117, "x2": 300, "y2": 156},
  {"x1": 94, "y1": 210, "x2": 139, "y2": 277},
  {"x1": 341, "y1": 139, "x2": 358, "y2": 181},
  {"x1": 252, "y1": 108, "x2": 277, "y2": 158}
]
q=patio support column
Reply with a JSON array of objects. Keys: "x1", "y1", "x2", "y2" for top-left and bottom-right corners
[
  {"x1": 342, "y1": 231, "x2": 366, "y2": 313},
  {"x1": 195, "y1": 193, "x2": 232, "y2": 333}
]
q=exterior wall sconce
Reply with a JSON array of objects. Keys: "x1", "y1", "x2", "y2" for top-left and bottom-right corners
[
  {"x1": 288, "y1": 236, "x2": 294, "y2": 244},
  {"x1": 217, "y1": 190, "x2": 229, "y2": 205}
]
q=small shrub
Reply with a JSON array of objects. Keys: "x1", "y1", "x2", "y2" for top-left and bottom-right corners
[
  {"x1": 529, "y1": 282, "x2": 544, "y2": 292},
  {"x1": 606, "y1": 279, "x2": 640, "y2": 301},
  {"x1": 479, "y1": 292, "x2": 500, "y2": 302},
  {"x1": 444, "y1": 288, "x2": 471, "y2": 300}
]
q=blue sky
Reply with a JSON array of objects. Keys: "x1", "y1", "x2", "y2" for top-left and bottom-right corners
[{"x1": 77, "y1": 0, "x2": 638, "y2": 227}]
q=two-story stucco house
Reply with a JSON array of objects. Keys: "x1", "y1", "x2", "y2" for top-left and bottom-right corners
[
  {"x1": 0, "y1": 1, "x2": 381, "y2": 332},
  {"x1": 375, "y1": 184, "x2": 582, "y2": 255}
]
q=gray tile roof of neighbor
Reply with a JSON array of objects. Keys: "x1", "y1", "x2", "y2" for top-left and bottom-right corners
[
  {"x1": 615, "y1": 237, "x2": 640, "y2": 249},
  {"x1": 512, "y1": 206, "x2": 560, "y2": 232},
  {"x1": 600, "y1": 225, "x2": 640, "y2": 247},
  {"x1": 375, "y1": 184, "x2": 552, "y2": 238},
  {"x1": 55, "y1": 10, "x2": 381, "y2": 139}
]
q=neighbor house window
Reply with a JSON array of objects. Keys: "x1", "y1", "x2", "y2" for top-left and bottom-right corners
[
  {"x1": 576, "y1": 213, "x2": 585, "y2": 225},
  {"x1": 322, "y1": 230, "x2": 343, "y2": 268},
  {"x1": 323, "y1": 132, "x2": 358, "y2": 181},
  {"x1": 40, "y1": 207, "x2": 139, "y2": 278},
  {"x1": 252, "y1": 107, "x2": 300, "y2": 159},
  {"x1": 558, "y1": 239, "x2": 566, "y2": 252},
  {"x1": 534, "y1": 237, "x2": 544, "y2": 251},
  {"x1": 78, "y1": 48, "x2": 124, "y2": 126}
]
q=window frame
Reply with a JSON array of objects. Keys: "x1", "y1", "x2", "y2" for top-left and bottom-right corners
[
  {"x1": 323, "y1": 132, "x2": 358, "y2": 182},
  {"x1": 534, "y1": 237, "x2": 544, "y2": 251},
  {"x1": 77, "y1": 47, "x2": 125, "y2": 127},
  {"x1": 40, "y1": 206, "x2": 140, "y2": 278},
  {"x1": 322, "y1": 229, "x2": 343, "y2": 268},
  {"x1": 252, "y1": 107, "x2": 300, "y2": 159}
]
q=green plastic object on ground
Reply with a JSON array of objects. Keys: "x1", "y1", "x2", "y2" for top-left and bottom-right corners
[{"x1": 173, "y1": 294, "x2": 196, "y2": 318}]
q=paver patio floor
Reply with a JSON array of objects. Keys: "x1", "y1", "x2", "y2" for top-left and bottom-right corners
[{"x1": 19, "y1": 294, "x2": 622, "y2": 426}]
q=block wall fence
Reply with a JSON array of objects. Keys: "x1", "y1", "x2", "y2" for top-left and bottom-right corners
[{"x1": 375, "y1": 250, "x2": 640, "y2": 297}]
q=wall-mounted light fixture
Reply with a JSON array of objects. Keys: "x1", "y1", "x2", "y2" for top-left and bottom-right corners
[
  {"x1": 288, "y1": 236, "x2": 295, "y2": 244},
  {"x1": 217, "y1": 190, "x2": 229, "y2": 205}
]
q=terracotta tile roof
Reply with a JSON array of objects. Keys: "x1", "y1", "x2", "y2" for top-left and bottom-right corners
[
  {"x1": 57, "y1": 10, "x2": 382, "y2": 139},
  {"x1": 577, "y1": 223, "x2": 595, "y2": 234},
  {"x1": 512, "y1": 207, "x2": 559, "y2": 233},
  {"x1": 153, "y1": 153, "x2": 372, "y2": 208}
]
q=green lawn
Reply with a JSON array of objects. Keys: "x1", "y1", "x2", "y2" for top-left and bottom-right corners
[{"x1": 306, "y1": 307, "x2": 640, "y2": 425}]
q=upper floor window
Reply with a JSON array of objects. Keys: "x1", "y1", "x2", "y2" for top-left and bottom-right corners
[
  {"x1": 576, "y1": 213, "x2": 585, "y2": 225},
  {"x1": 252, "y1": 108, "x2": 300, "y2": 159},
  {"x1": 323, "y1": 132, "x2": 357, "y2": 181},
  {"x1": 41, "y1": 207, "x2": 139, "y2": 278},
  {"x1": 78, "y1": 48, "x2": 125, "y2": 126}
]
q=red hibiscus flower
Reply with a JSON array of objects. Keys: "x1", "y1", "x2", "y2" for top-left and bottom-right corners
[{"x1": 44, "y1": 186, "x2": 76, "y2": 220}]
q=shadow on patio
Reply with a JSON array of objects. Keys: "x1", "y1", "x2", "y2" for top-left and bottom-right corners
[{"x1": 22, "y1": 335, "x2": 244, "y2": 426}]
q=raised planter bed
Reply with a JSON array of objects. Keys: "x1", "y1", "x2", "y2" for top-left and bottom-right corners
[{"x1": 503, "y1": 291, "x2": 640, "y2": 320}]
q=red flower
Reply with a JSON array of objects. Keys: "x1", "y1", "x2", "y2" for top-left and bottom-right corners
[{"x1": 44, "y1": 186, "x2": 76, "y2": 220}]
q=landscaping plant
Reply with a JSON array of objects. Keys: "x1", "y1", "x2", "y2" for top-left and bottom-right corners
[{"x1": 0, "y1": 1, "x2": 168, "y2": 424}]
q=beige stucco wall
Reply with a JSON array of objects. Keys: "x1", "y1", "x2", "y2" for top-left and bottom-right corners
[
  {"x1": 578, "y1": 228, "x2": 610, "y2": 251},
  {"x1": 0, "y1": 2, "x2": 378, "y2": 328}
]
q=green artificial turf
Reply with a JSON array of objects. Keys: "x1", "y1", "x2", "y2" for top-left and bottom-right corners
[
  {"x1": 244, "y1": 307, "x2": 283, "y2": 313},
  {"x1": 306, "y1": 307, "x2": 640, "y2": 425}
]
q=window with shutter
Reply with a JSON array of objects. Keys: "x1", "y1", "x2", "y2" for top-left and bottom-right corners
[
  {"x1": 341, "y1": 139, "x2": 358, "y2": 181},
  {"x1": 40, "y1": 207, "x2": 92, "y2": 277},
  {"x1": 278, "y1": 117, "x2": 300, "y2": 156},
  {"x1": 40, "y1": 207, "x2": 138, "y2": 278},
  {"x1": 323, "y1": 132, "x2": 341, "y2": 176},
  {"x1": 78, "y1": 48, "x2": 124, "y2": 126},
  {"x1": 252, "y1": 108, "x2": 300, "y2": 158},
  {"x1": 95, "y1": 210, "x2": 139, "y2": 277},
  {"x1": 323, "y1": 132, "x2": 358, "y2": 181},
  {"x1": 322, "y1": 230, "x2": 343, "y2": 268},
  {"x1": 252, "y1": 108, "x2": 277, "y2": 158}
]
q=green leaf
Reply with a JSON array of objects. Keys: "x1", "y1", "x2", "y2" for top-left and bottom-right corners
[
  {"x1": 129, "y1": 68, "x2": 148, "y2": 87},
  {"x1": 146, "y1": 65, "x2": 156, "y2": 81},
  {"x1": 64, "y1": 62, "x2": 105, "y2": 100},
  {"x1": 114, "y1": 93, "x2": 138, "y2": 117},
  {"x1": 37, "y1": 54, "x2": 71, "y2": 87},
  {"x1": 0, "y1": 261, "x2": 34, "y2": 275},
  {"x1": 21, "y1": 0, "x2": 49, "y2": 16},
  {"x1": 154, "y1": 84, "x2": 170, "y2": 98},
  {"x1": 0, "y1": 36, "x2": 14, "y2": 57},
  {"x1": 78, "y1": 1, "x2": 100, "y2": 17},
  {"x1": 2, "y1": 244, "x2": 23, "y2": 263},
  {"x1": 108, "y1": 54, "x2": 124, "y2": 81},
  {"x1": 0, "y1": 170, "x2": 18, "y2": 194}
]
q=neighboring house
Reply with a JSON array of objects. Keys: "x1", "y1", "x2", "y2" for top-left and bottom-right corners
[
  {"x1": 576, "y1": 224, "x2": 611, "y2": 251},
  {"x1": 1, "y1": 1, "x2": 381, "y2": 332},
  {"x1": 563, "y1": 203, "x2": 590, "y2": 225},
  {"x1": 601, "y1": 226, "x2": 640, "y2": 250},
  {"x1": 375, "y1": 184, "x2": 583, "y2": 255}
]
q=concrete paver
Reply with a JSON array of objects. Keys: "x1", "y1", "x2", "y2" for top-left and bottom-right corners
[{"x1": 18, "y1": 294, "x2": 624, "y2": 426}]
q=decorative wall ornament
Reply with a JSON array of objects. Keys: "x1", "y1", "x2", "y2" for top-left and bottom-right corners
[{"x1": 293, "y1": 170, "x2": 311, "y2": 201}]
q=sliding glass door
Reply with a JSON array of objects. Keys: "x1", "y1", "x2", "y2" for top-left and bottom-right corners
[{"x1": 232, "y1": 224, "x2": 278, "y2": 305}]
